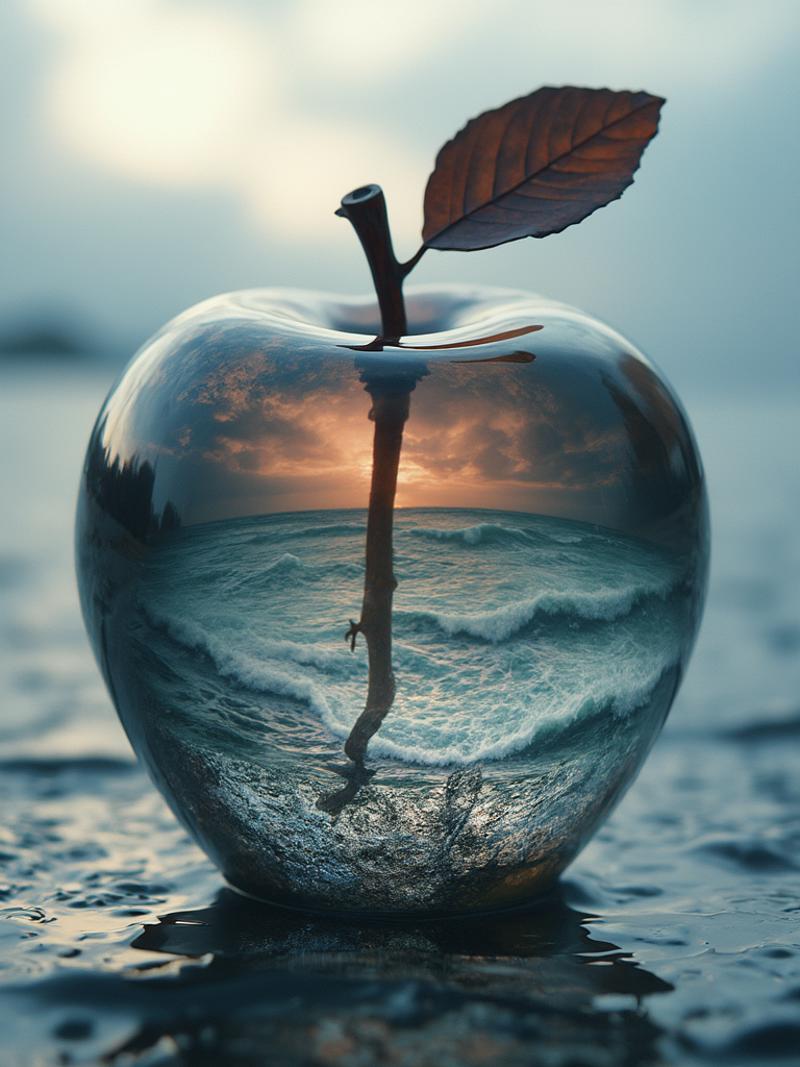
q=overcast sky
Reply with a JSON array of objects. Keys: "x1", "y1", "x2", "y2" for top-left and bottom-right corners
[{"x1": 1, "y1": 0, "x2": 798, "y2": 399}]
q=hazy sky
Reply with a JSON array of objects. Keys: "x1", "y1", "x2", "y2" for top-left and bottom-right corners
[{"x1": 1, "y1": 0, "x2": 798, "y2": 398}]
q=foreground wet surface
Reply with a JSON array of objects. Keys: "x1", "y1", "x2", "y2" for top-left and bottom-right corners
[
  {"x1": 1, "y1": 725, "x2": 799, "y2": 1066},
  {"x1": 1, "y1": 368, "x2": 799, "y2": 1064}
]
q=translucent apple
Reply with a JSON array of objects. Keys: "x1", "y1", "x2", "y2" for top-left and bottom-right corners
[{"x1": 75, "y1": 285, "x2": 708, "y2": 914}]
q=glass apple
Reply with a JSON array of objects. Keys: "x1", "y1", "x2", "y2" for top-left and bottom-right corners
[{"x1": 75, "y1": 281, "x2": 708, "y2": 914}]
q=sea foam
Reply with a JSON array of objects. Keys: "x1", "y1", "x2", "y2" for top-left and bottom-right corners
[
  {"x1": 408, "y1": 522, "x2": 535, "y2": 547},
  {"x1": 399, "y1": 583, "x2": 673, "y2": 643},
  {"x1": 140, "y1": 507, "x2": 689, "y2": 767},
  {"x1": 363, "y1": 659, "x2": 678, "y2": 766},
  {"x1": 146, "y1": 608, "x2": 351, "y2": 675}
]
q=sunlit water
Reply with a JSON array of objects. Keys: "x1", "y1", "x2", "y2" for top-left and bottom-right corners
[{"x1": 1, "y1": 365, "x2": 799, "y2": 1065}]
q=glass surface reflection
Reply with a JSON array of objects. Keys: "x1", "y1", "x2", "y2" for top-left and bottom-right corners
[{"x1": 76, "y1": 285, "x2": 709, "y2": 913}]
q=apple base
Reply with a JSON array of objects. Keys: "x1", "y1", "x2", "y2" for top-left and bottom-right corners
[{"x1": 140, "y1": 679, "x2": 673, "y2": 917}]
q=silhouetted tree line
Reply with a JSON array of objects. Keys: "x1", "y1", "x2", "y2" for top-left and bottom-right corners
[
  {"x1": 84, "y1": 417, "x2": 182, "y2": 543},
  {"x1": 602, "y1": 356, "x2": 702, "y2": 529}
]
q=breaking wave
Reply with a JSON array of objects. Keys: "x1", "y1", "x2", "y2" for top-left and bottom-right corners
[
  {"x1": 408, "y1": 522, "x2": 537, "y2": 547},
  {"x1": 399, "y1": 583, "x2": 675, "y2": 643},
  {"x1": 139, "y1": 508, "x2": 689, "y2": 767}
]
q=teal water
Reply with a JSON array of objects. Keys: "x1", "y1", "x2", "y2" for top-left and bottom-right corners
[{"x1": 138, "y1": 508, "x2": 690, "y2": 769}]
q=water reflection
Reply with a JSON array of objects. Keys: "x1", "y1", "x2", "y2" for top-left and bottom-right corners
[{"x1": 110, "y1": 887, "x2": 672, "y2": 1064}]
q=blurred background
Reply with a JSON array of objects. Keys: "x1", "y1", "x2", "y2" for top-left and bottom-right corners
[
  {"x1": 2, "y1": 0, "x2": 798, "y2": 391},
  {"x1": 1, "y1": 0, "x2": 798, "y2": 755},
  {"x1": 0, "y1": 3, "x2": 799, "y2": 1061}
]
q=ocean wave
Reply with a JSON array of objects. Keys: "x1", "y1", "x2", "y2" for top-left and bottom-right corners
[
  {"x1": 407, "y1": 522, "x2": 538, "y2": 547},
  {"x1": 362, "y1": 660, "x2": 678, "y2": 766},
  {"x1": 147, "y1": 611, "x2": 338, "y2": 724},
  {"x1": 143, "y1": 607, "x2": 678, "y2": 767},
  {"x1": 398, "y1": 583, "x2": 673, "y2": 643},
  {"x1": 245, "y1": 522, "x2": 365, "y2": 546},
  {"x1": 547, "y1": 531, "x2": 589, "y2": 545},
  {"x1": 265, "y1": 552, "x2": 302, "y2": 572},
  {"x1": 289, "y1": 522, "x2": 365, "y2": 540},
  {"x1": 227, "y1": 552, "x2": 304, "y2": 592},
  {"x1": 145, "y1": 608, "x2": 352, "y2": 674}
]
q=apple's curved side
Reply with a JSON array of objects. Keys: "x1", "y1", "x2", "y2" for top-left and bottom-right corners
[{"x1": 75, "y1": 285, "x2": 708, "y2": 915}]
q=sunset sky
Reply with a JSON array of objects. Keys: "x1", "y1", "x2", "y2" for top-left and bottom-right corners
[{"x1": 96, "y1": 298, "x2": 700, "y2": 543}]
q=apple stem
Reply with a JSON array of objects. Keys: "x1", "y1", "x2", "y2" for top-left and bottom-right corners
[
  {"x1": 316, "y1": 187, "x2": 425, "y2": 814},
  {"x1": 317, "y1": 377, "x2": 411, "y2": 815},
  {"x1": 336, "y1": 184, "x2": 423, "y2": 340},
  {"x1": 341, "y1": 383, "x2": 409, "y2": 766}
]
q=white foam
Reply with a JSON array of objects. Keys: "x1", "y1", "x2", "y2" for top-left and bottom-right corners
[
  {"x1": 147, "y1": 608, "x2": 351, "y2": 675},
  {"x1": 145, "y1": 601, "x2": 680, "y2": 767},
  {"x1": 265, "y1": 552, "x2": 302, "y2": 572},
  {"x1": 401, "y1": 583, "x2": 672, "y2": 643},
  {"x1": 408, "y1": 522, "x2": 531, "y2": 546},
  {"x1": 363, "y1": 659, "x2": 676, "y2": 766},
  {"x1": 142, "y1": 508, "x2": 688, "y2": 768}
]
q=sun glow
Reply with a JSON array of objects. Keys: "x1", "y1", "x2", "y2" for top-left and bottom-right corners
[
  {"x1": 32, "y1": 0, "x2": 429, "y2": 243},
  {"x1": 43, "y1": 6, "x2": 267, "y2": 187}
]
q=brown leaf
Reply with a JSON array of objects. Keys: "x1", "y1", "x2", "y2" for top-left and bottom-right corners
[{"x1": 422, "y1": 86, "x2": 664, "y2": 252}]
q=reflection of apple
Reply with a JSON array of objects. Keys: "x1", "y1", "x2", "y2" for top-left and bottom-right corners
[{"x1": 76, "y1": 280, "x2": 708, "y2": 914}]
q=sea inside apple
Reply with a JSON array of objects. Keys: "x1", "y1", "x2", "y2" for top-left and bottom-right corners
[{"x1": 75, "y1": 283, "x2": 708, "y2": 913}]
